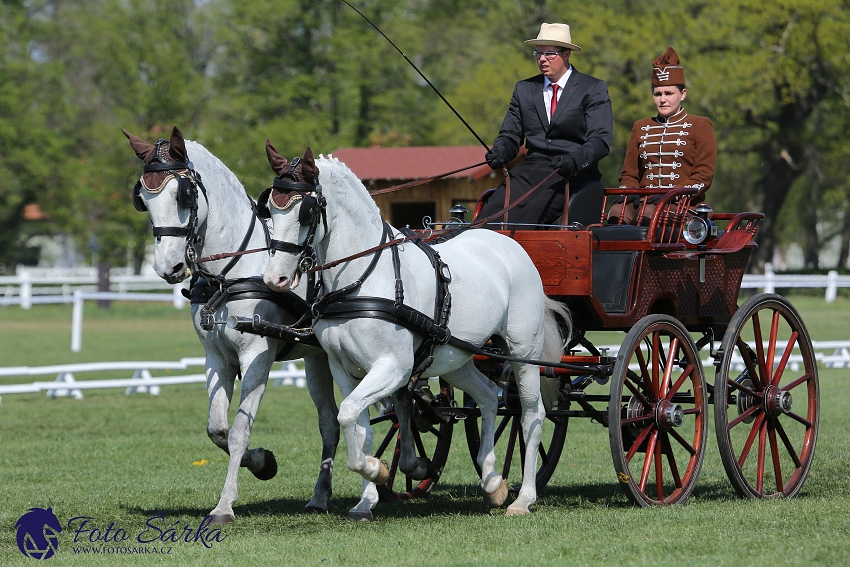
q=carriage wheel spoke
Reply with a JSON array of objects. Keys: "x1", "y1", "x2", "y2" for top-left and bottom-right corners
[
  {"x1": 501, "y1": 418, "x2": 520, "y2": 479},
  {"x1": 386, "y1": 430, "x2": 402, "y2": 488},
  {"x1": 413, "y1": 429, "x2": 426, "y2": 456},
  {"x1": 660, "y1": 337, "x2": 678, "y2": 397},
  {"x1": 639, "y1": 431, "x2": 659, "y2": 492},
  {"x1": 727, "y1": 378, "x2": 760, "y2": 399},
  {"x1": 756, "y1": 418, "x2": 767, "y2": 494},
  {"x1": 765, "y1": 311, "x2": 780, "y2": 383},
  {"x1": 775, "y1": 419, "x2": 802, "y2": 468},
  {"x1": 768, "y1": 420, "x2": 784, "y2": 492},
  {"x1": 752, "y1": 314, "x2": 769, "y2": 387},
  {"x1": 736, "y1": 338, "x2": 762, "y2": 391},
  {"x1": 635, "y1": 348, "x2": 652, "y2": 395},
  {"x1": 518, "y1": 431, "x2": 528, "y2": 473},
  {"x1": 624, "y1": 374, "x2": 653, "y2": 408},
  {"x1": 783, "y1": 373, "x2": 812, "y2": 393},
  {"x1": 493, "y1": 415, "x2": 511, "y2": 444},
  {"x1": 655, "y1": 436, "x2": 665, "y2": 500},
  {"x1": 727, "y1": 404, "x2": 761, "y2": 429},
  {"x1": 737, "y1": 413, "x2": 765, "y2": 468},
  {"x1": 626, "y1": 424, "x2": 654, "y2": 463},
  {"x1": 770, "y1": 331, "x2": 798, "y2": 387},
  {"x1": 622, "y1": 414, "x2": 654, "y2": 426},
  {"x1": 660, "y1": 432, "x2": 683, "y2": 488},
  {"x1": 667, "y1": 364, "x2": 693, "y2": 400},
  {"x1": 651, "y1": 333, "x2": 661, "y2": 398},
  {"x1": 375, "y1": 421, "x2": 399, "y2": 458},
  {"x1": 668, "y1": 427, "x2": 697, "y2": 456},
  {"x1": 682, "y1": 407, "x2": 701, "y2": 416},
  {"x1": 786, "y1": 411, "x2": 813, "y2": 428}
]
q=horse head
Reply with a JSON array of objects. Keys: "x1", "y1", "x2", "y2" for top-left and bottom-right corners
[
  {"x1": 122, "y1": 126, "x2": 208, "y2": 284},
  {"x1": 261, "y1": 140, "x2": 323, "y2": 292}
]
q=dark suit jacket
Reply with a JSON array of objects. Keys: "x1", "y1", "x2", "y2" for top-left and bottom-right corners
[{"x1": 493, "y1": 68, "x2": 613, "y2": 189}]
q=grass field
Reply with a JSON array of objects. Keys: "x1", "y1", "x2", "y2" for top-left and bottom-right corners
[{"x1": 1, "y1": 296, "x2": 848, "y2": 566}]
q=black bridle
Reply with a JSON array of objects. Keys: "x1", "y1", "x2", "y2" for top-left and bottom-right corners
[
  {"x1": 132, "y1": 138, "x2": 208, "y2": 266},
  {"x1": 258, "y1": 158, "x2": 327, "y2": 274}
]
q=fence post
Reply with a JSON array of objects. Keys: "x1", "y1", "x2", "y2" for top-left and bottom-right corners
[
  {"x1": 764, "y1": 262, "x2": 775, "y2": 294},
  {"x1": 71, "y1": 290, "x2": 84, "y2": 352},
  {"x1": 20, "y1": 270, "x2": 32, "y2": 309},
  {"x1": 173, "y1": 281, "x2": 187, "y2": 309},
  {"x1": 826, "y1": 270, "x2": 838, "y2": 303}
]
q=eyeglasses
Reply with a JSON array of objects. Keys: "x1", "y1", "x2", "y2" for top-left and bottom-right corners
[{"x1": 532, "y1": 50, "x2": 565, "y2": 60}]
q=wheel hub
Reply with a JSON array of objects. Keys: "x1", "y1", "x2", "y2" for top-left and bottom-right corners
[
  {"x1": 656, "y1": 399, "x2": 684, "y2": 429},
  {"x1": 764, "y1": 385, "x2": 792, "y2": 417}
]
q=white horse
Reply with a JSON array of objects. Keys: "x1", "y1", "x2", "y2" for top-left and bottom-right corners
[
  {"x1": 262, "y1": 142, "x2": 569, "y2": 515},
  {"x1": 122, "y1": 127, "x2": 382, "y2": 522}
]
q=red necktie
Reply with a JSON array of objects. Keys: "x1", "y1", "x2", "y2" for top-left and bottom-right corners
[{"x1": 550, "y1": 84, "x2": 559, "y2": 119}]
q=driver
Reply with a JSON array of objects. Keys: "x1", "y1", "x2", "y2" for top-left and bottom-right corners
[{"x1": 477, "y1": 23, "x2": 613, "y2": 228}]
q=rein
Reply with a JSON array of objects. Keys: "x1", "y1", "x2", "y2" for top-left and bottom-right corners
[
  {"x1": 301, "y1": 169, "x2": 554, "y2": 273},
  {"x1": 368, "y1": 161, "x2": 487, "y2": 196}
]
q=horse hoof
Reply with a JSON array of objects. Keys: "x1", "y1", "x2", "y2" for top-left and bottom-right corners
[
  {"x1": 303, "y1": 504, "x2": 328, "y2": 514},
  {"x1": 346, "y1": 510, "x2": 373, "y2": 522},
  {"x1": 374, "y1": 460, "x2": 390, "y2": 485},
  {"x1": 483, "y1": 479, "x2": 509, "y2": 508},
  {"x1": 506, "y1": 505, "x2": 531, "y2": 516},
  {"x1": 209, "y1": 513, "x2": 235, "y2": 525},
  {"x1": 251, "y1": 449, "x2": 278, "y2": 481}
]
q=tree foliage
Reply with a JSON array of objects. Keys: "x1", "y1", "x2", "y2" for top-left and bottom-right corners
[{"x1": 3, "y1": 0, "x2": 850, "y2": 273}]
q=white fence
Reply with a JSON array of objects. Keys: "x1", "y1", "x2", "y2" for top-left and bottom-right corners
[
  {"x1": 2, "y1": 266, "x2": 849, "y2": 352},
  {"x1": 0, "y1": 358, "x2": 307, "y2": 403},
  {"x1": 741, "y1": 264, "x2": 850, "y2": 303}
]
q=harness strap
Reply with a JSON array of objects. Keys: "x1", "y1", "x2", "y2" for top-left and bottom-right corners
[
  {"x1": 320, "y1": 296, "x2": 592, "y2": 372},
  {"x1": 311, "y1": 222, "x2": 392, "y2": 314}
]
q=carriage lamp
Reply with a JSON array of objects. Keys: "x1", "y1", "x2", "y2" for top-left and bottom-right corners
[
  {"x1": 682, "y1": 203, "x2": 717, "y2": 246},
  {"x1": 449, "y1": 204, "x2": 469, "y2": 223}
]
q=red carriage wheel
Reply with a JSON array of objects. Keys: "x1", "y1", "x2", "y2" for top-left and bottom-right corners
[
  {"x1": 463, "y1": 375, "x2": 569, "y2": 491},
  {"x1": 609, "y1": 315, "x2": 708, "y2": 506},
  {"x1": 714, "y1": 293, "x2": 819, "y2": 498},
  {"x1": 370, "y1": 379, "x2": 454, "y2": 502}
]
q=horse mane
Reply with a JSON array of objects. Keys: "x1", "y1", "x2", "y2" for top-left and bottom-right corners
[
  {"x1": 184, "y1": 140, "x2": 249, "y2": 199},
  {"x1": 316, "y1": 154, "x2": 382, "y2": 223}
]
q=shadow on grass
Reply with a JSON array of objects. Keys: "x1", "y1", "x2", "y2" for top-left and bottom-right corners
[{"x1": 121, "y1": 477, "x2": 748, "y2": 523}]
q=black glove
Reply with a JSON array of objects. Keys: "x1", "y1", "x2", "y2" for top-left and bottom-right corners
[
  {"x1": 485, "y1": 145, "x2": 509, "y2": 170},
  {"x1": 549, "y1": 154, "x2": 577, "y2": 177}
]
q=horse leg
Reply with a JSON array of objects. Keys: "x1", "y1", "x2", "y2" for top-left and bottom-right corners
[
  {"x1": 205, "y1": 356, "x2": 236, "y2": 456},
  {"x1": 442, "y1": 362, "x2": 508, "y2": 507},
  {"x1": 506, "y1": 361, "x2": 545, "y2": 516},
  {"x1": 209, "y1": 349, "x2": 275, "y2": 524},
  {"x1": 302, "y1": 352, "x2": 339, "y2": 514},
  {"x1": 392, "y1": 385, "x2": 433, "y2": 480},
  {"x1": 325, "y1": 361, "x2": 380, "y2": 521},
  {"x1": 334, "y1": 358, "x2": 406, "y2": 485}
]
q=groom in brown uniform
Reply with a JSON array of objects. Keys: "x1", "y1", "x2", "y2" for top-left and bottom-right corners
[{"x1": 478, "y1": 23, "x2": 613, "y2": 227}]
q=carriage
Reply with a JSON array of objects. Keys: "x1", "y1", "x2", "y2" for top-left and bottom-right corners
[
  {"x1": 368, "y1": 184, "x2": 819, "y2": 507},
  {"x1": 126, "y1": 128, "x2": 818, "y2": 520}
]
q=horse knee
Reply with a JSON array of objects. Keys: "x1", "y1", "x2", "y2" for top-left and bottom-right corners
[
  {"x1": 207, "y1": 427, "x2": 228, "y2": 450},
  {"x1": 338, "y1": 400, "x2": 360, "y2": 429}
]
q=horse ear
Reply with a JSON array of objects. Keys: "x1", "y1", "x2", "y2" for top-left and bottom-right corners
[
  {"x1": 301, "y1": 146, "x2": 318, "y2": 184},
  {"x1": 121, "y1": 128, "x2": 155, "y2": 162},
  {"x1": 265, "y1": 138, "x2": 289, "y2": 176},
  {"x1": 169, "y1": 126, "x2": 187, "y2": 161}
]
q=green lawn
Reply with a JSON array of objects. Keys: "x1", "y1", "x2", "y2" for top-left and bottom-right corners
[{"x1": 0, "y1": 296, "x2": 848, "y2": 566}]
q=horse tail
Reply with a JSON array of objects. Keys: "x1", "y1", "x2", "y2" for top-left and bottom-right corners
[{"x1": 542, "y1": 297, "x2": 571, "y2": 363}]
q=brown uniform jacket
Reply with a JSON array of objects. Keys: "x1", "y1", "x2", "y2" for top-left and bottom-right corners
[{"x1": 618, "y1": 109, "x2": 716, "y2": 203}]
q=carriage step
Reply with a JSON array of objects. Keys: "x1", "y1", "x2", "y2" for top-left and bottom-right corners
[{"x1": 433, "y1": 407, "x2": 471, "y2": 421}]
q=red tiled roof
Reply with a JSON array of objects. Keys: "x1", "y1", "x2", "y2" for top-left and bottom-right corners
[{"x1": 330, "y1": 146, "x2": 494, "y2": 182}]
